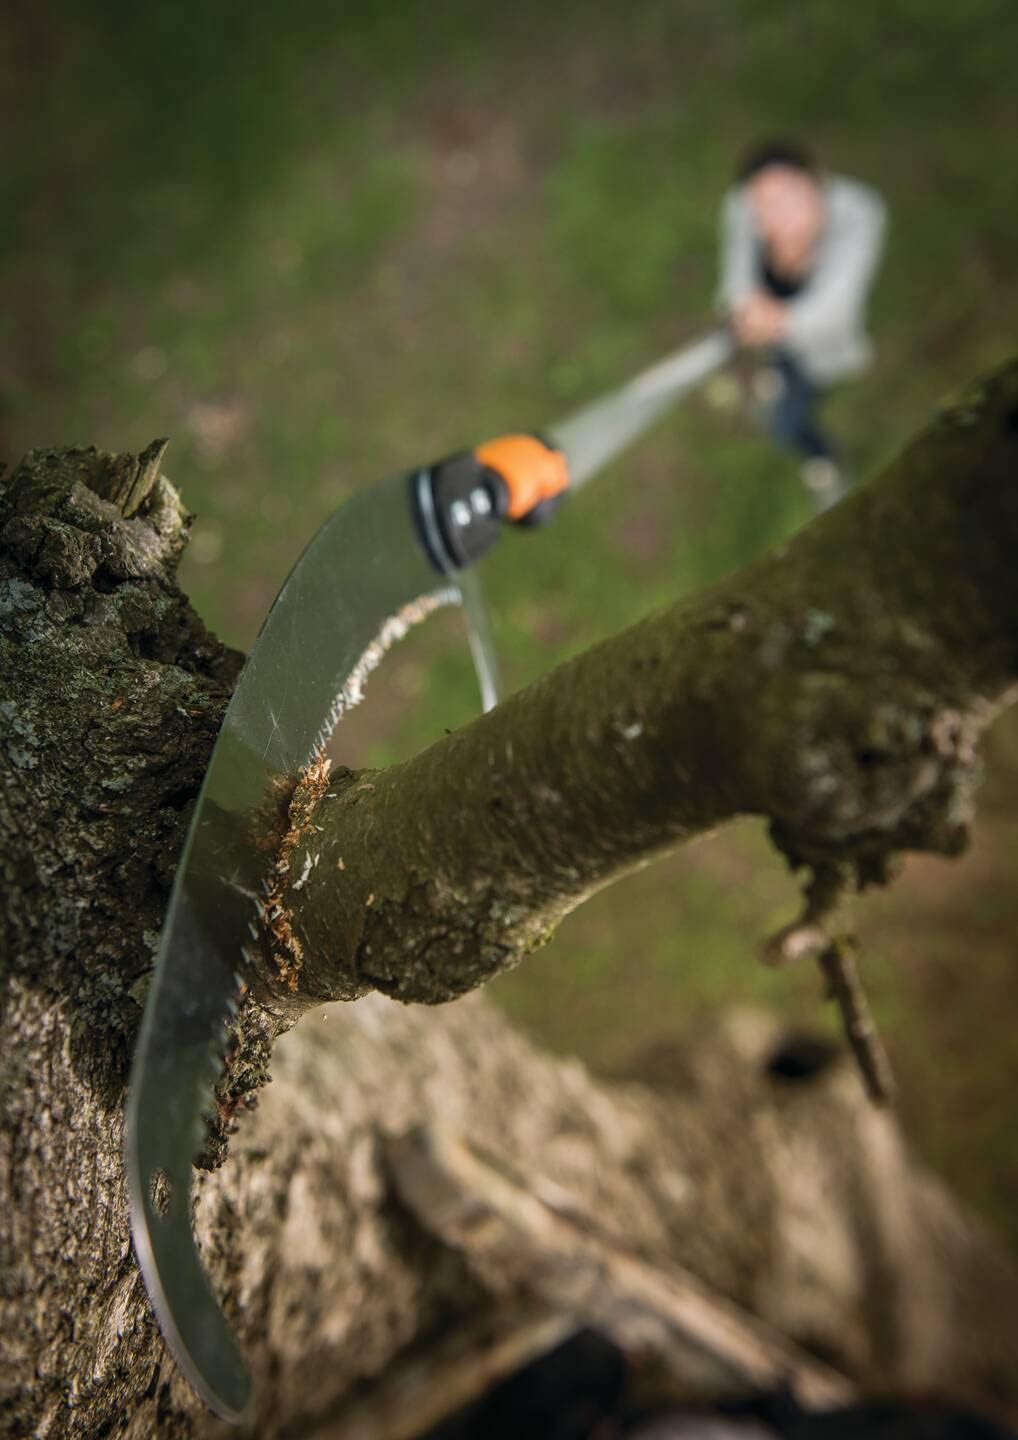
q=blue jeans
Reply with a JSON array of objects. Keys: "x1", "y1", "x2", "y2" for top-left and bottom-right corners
[{"x1": 762, "y1": 351, "x2": 834, "y2": 462}]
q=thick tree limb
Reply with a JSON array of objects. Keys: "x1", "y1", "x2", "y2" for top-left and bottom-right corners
[{"x1": 253, "y1": 358, "x2": 1018, "y2": 1020}]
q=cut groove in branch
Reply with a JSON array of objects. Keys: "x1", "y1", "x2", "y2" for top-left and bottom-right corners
[{"x1": 247, "y1": 358, "x2": 1018, "y2": 1024}]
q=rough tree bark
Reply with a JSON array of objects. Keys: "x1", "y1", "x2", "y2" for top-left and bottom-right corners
[{"x1": 2, "y1": 359, "x2": 1018, "y2": 1439}]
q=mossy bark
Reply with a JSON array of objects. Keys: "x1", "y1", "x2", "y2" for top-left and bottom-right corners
[
  {"x1": 2, "y1": 359, "x2": 1018, "y2": 1438},
  {"x1": 255, "y1": 357, "x2": 1018, "y2": 1019}
]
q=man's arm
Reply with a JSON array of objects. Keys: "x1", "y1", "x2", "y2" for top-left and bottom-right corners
[
  {"x1": 784, "y1": 182, "x2": 887, "y2": 350},
  {"x1": 718, "y1": 187, "x2": 790, "y2": 349}
]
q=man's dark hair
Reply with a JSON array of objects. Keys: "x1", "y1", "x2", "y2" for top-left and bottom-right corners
[{"x1": 737, "y1": 140, "x2": 818, "y2": 184}]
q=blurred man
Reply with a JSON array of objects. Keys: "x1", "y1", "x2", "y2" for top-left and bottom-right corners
[{"x1": 717, "y1": 141, "x2": 886, "y2": 510}]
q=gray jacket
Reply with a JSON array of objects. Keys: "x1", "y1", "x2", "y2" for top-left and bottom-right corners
[{"x1": 717, "y1": 174, "x2": 886, "y2": 384}]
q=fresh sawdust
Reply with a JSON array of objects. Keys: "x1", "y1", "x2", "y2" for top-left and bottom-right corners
[{"x1": 262, "y1": 753, "x2": 332, "y2": 990}]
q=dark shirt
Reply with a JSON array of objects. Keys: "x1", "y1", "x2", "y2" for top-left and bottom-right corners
[{"x1": 760, "y1": 250, "x2": 807, "y2": 300}]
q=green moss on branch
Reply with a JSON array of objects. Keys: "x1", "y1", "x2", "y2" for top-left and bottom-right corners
[{"x1": 253, "y1": 357, "x2": 1018, "y2": 1017}]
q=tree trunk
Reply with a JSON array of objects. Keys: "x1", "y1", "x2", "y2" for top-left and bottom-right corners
[{"x1": 2, "y1": 377, "x2": 1018, "y2": 1438}]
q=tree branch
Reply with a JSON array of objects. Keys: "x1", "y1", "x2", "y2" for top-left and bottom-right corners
[{"x1": 252, "y1": 357, "x2": 1018, "y2": 1020}]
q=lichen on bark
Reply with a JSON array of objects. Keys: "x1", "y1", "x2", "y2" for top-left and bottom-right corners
[{"x1": 0, "y1": 441, "x2": 245, "y2": 1435}]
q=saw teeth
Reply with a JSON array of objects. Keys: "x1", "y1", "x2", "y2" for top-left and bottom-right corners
[
  {"x1": 187, "y1": 1038, "x2": 228, "y2": 1105},
  {"x1": 197, "y1": 1079, "x2": 221, "y2": 1124}
]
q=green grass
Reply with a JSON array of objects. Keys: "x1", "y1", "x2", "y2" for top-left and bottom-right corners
[{"x1": 4, "y1": 0, "x2": 1018, "y2": 1243}]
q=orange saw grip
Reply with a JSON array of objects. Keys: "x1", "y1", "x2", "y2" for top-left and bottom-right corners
[{"x1": 474, "y1": 434, "x2": 570, "y2": 521}]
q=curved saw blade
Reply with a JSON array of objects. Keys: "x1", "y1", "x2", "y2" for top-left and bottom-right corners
[
  {"x1": 125, "y1": 325, "x2": 731, "y2": 1420},
  {"x1": 125, "y1": 469, "x2": 465, "y2": 1421}
]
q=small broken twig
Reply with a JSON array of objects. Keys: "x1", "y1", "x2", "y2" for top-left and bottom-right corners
[
  {"x1": 764, "y1": 863, "x2": 895, "y2": 1105},
  {"x1": 818, "y1": 938, "x2": 896, "y2": 1105}
]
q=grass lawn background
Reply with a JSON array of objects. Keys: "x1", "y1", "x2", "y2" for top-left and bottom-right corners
[{"x1": 3, "y1": 0, "x2": 1017, "y2": 1242}]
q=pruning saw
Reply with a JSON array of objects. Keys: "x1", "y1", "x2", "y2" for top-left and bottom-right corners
[{"x1": 125, "y1": 327, "x2": 733, "y2": 1420}]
